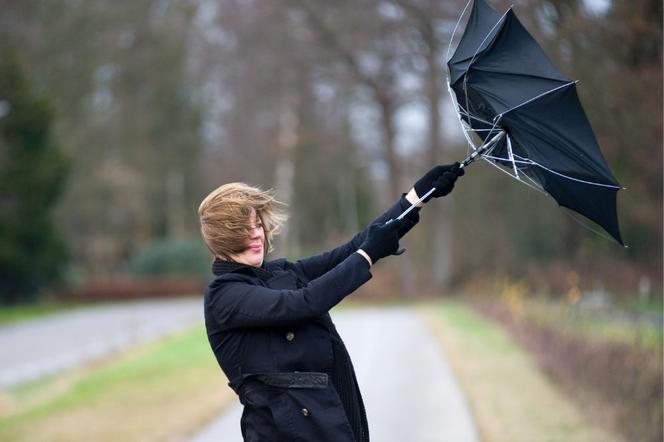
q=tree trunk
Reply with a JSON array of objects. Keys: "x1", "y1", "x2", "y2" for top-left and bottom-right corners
[
  {"x1": 425, "y1": 34, "x2": 452, "y2": 290},
  {"x1": 274, "y1": 94, "x2": 299, "y2": 257},
  {"x1": 377, "y1": 92, "x2": 401, "y2": 201}
]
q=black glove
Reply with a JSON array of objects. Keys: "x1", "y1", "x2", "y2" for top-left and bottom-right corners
[
  {"x1": 414, "y1": 162, "x2": 465, "y2": 202},
  {"x1": 359, "y1": 219, "x2": 404, "y2": 264}
]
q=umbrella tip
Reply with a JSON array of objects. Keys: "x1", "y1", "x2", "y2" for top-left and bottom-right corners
[{"x1": 622, "y1": 186, "x2": 628, "y2": 190}]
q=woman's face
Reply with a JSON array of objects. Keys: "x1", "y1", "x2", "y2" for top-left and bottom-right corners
[{"x1": 229, "y1": 208, "x2": 265, "y2": 267}]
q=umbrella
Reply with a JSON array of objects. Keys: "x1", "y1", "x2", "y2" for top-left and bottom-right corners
[{"x1": 398, "y1": 0, "x2": 624, "y2": 245}]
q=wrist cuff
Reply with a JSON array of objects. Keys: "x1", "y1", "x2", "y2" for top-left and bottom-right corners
[{"x1": 399, "y1": 194, "x2": 421, "y2": 220}]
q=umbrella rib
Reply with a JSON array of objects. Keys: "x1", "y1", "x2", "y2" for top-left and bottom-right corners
[
  {"x1": 520, "y1": 170, "x2": 547, "y2": 191},
  {"x1": 445, "y1": 0, "x2": 474, "y2": 62},
  {"x1": 561, "y1": 208, "x2": 627, "y2": 246},
  {"x1": 499, "y1": 81, "x2": 577, "y2": 117},
  {"x1": 462, "y1": 7, "x2": 512, "y2": 120},
  {"x1": 460, "y1": 127, "x2": 505, "y2": 168},
  {"x1": 480, "y1": 155, "x2": 548, "y2": 194},
  {"x1": 506, "y1": 134, "x2": 519, "y2": 179},
  {"x1": 467, "y1": 113, "x2": 505, "y2": 157},
  {"x1": 468, "y1": 115, "x2": 505, "y2": 159},
  {"x1": 447, "y1": 1, "x2": 509, "y2": 159},
  {"x1": 464, "y1": 7, "x2": 512, "y2": 75},
  {"x1": 457, "y1": 105, "x2": 494, "y2": 125},
  {"x1": 512, "y1": 155, "x2": 621, "y2": 189},
  {"x1": 446, "y1": 3, "x2": 516, "y2": 165},
  {"x1": 483, "y1": 154, "x2": 545, "y2": 190},
  {"x1": 447, "y1": 80, "x2": 482, "y2": 153}
]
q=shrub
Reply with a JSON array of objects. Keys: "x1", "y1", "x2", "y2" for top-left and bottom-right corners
[
  {"x1": 476, "y1": 299, "x2": 663, "y2": 442},
  {"x1": 127, "y1": 237, "x2": 212, "y2": 281}
]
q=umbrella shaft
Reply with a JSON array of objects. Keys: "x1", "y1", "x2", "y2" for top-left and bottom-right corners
[
  {"x1": 395, "y1": 188, "x2": 435, "y2": 221},
  {"x1": 391, "y1": 131, "x2": 504, "y2": 224},
  {"x1": 384, "y1": 188, "x2": 436, "y2": 226},
  {"x1": 460, "y1": 130, "x2": 505, "y2": 168}
]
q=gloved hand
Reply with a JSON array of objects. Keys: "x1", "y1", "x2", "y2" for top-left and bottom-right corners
[
  {"x1": 359, "y1": 219, "x2": 404, "y2": 264},
  {"x1": 414, "y1": 162, "x2": 465, "y2": 202}
]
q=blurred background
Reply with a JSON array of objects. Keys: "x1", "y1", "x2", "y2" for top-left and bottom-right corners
[{"x1": 0, "y1": 0, "x2": 661, "y2": 441}]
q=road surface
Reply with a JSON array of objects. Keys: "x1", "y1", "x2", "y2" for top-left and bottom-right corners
[
  {"x1": 192, "y1": 306, "x2": 478, "y2": 442},
  {"x1": 0, "y1": 297, "x2": 202, "y2": 388}
]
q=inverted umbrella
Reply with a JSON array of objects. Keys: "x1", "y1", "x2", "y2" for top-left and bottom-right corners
[{"x1": 398, "y1": 0, "x2": 624, "y2": 245}]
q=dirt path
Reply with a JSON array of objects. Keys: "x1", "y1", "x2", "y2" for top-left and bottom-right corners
[{"x1": 192, "y1": 306, "x2": 478, "y2": 442}]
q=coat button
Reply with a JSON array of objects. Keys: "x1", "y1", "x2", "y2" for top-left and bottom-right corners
[
  {"x1": 286, "y1": 331, "x2": 295, "y2": 341},
  {"x1": 301, "y1": 408, "x2": 309, "y2": 416}
]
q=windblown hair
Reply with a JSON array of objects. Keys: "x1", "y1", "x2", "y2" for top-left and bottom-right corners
[{"x1": 198, "y1": 183, "x2": 287, "y2": 261}]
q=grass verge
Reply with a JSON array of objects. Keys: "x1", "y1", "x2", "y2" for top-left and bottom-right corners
[
  {"x1": 477, "y1": 297, "x2": 662, "y2": 442},
  {"x1": 515, "y1": 297, "x2": 662, "y2": 348},
  {"x1": 0, "y1": 324, "x2": 234, "y2": 441},
  {"x1": 420, "y1": 300, "x2": 622, "y2": 442},
  {"x1": 0, "y1": 302, "x2": 86, "y2": 326}
]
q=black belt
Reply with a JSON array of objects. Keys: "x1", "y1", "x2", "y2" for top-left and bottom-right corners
[{"x1": 256, "y1": 372, "x2": 328, "y2": 389}]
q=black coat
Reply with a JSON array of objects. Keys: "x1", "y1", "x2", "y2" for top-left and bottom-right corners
[{"x1": 204, "y1": 196, "x2": 419, "y2": 442}]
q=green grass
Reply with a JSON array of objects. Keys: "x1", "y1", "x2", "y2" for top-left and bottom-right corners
[
  {"x1": 421, "y1": 300, "x2": 621, "y2": 442},
  {"x1": 621, "y1": 296, "x2": 663, "y2": 314},
  {"x1": 9, "y1": 325, "x2": 205, "y2": 418},
  {"x1": 0, "y1": 324, "x2": 233, "y2": 441},
  {"x1": 0, "y1": 302, "x2": 85, "y2": 326},
  {"x1": 525, "y1": 297, "x2": 663, "y2": 347}
]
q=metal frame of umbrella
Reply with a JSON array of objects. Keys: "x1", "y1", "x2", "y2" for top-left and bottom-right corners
[{"x1": 395, "y1": 0, "x2": 625, "y2": 246}]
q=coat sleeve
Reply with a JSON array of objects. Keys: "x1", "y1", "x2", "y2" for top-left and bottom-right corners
[
  {"x1": 209, "y1": 252, "x2": 372, "y2": 330},
  {"x1": 292, "y1": 194, "x2": 420, "y2": 281}
]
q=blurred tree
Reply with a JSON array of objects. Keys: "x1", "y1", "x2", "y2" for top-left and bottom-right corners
[
  {"x1": 192, "y1": 0, "x2": 378, "y2": 258},
  {"x1": 0, "y1": 0, "x2": 659, "y2": 293},
  {"x1": 388, "y1": 0, "x2": 468, "y2": 288},
  {"x1": 451, "y1": 0, "x2": 662, "y2": 291},
  {"x1": 288, "y1": 0, "x2": 474, "y2": 289},
  {"x1": 0, "y1": 0, "x2": 205, "y2": 277},
  {"x1": 522, "y1": 0, "x2": 662, "y2": 281},
  {"x1": 288, "y1": 0, "x2": 410, "y2": 199},
  {"x1": 0, "y1": 48, "x2": 69, "y2": 304}
]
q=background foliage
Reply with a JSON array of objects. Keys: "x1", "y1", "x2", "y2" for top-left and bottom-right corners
[
  {"x1": 0, "y1": 0, "x2": 660, "y2": 300},
  {"x1": 0, "y1": 47, "x2": 69, "y2": 303}
]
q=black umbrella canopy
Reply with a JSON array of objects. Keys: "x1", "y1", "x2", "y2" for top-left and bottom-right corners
[{"x1": 447, "y1": 0, "x2": 624, "y2": 245}]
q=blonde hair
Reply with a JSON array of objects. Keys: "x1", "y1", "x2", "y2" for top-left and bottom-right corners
[{"x1": 198, "y1": 183, "x2": 287, "y2": 261}]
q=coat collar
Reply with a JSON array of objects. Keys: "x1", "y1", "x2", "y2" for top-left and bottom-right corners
[{"x1": 212, "y1": 258, "x2": 275, "y2": 280}]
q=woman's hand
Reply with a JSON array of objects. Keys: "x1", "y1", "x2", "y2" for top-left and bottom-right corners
[
  {"x1": 413, "y1": 162, "x2": 465, "y2": 202},
  {"x1": 357, "y1": 219, "x2": 404, "y2": 266}
]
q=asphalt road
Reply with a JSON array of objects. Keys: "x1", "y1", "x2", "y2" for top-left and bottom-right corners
[
  {"x1": 192, "y1": 306, "x2": 478, "y2": 442},
  {"x1": 0, "y1": 297, "x2": 203, "y2": 389}
]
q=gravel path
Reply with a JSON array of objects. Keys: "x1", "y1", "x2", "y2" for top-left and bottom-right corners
[
  {"x1": 0, "y1": 297, "x2": 203, "y2": 389},
  {"x1": 192, "y1": 306, "x2": 478, "y2": 442}
]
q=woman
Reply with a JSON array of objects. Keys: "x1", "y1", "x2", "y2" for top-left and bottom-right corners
[{"x1": 199, "y1": 163, "x2": 464, "y2": 442}]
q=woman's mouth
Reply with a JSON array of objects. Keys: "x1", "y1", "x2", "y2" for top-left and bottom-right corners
[{"x1": 248, "y1": 243, "x2": 263, "y2": 253}]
